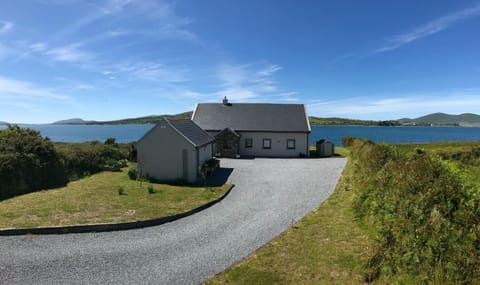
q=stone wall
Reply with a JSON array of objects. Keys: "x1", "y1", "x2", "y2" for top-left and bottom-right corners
[{"x1": 215, "y1": 129, "x2": 240, "y2": 158}]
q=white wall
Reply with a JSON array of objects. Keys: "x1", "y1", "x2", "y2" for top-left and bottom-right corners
[
  {"x1": 198, "y1": 143, "x2": 213, "y2": 168},
  {"x1": 238, "y1": 132, "x2": 309, "y2": 157}
]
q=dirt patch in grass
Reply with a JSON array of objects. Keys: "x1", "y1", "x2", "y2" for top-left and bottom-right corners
[{"x1": 0, "y1": 165, "x2": 230, "y2": 229}]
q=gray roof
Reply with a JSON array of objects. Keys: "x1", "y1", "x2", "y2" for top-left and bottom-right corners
[
  {"x1": 168, "y1": 119, "x2": 215, "y2": 147},
  {"x1": 216, "y1": 127, "x2": 240, "y2": 137},
  {"x1": 192, "y1": 103, "x2": 311, "y2": 132}
]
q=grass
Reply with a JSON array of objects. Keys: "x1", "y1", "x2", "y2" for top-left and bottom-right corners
[
  {"x1": 206, "y1": 147, "x2": 372, "y2": 285},
  {"x1": 207, "y1": 143, "x2": 480, "y2": 284},
  {"x1": 394, "y1": 141, "x2": 480, "y2": 153},
  {"x1": 395, "y1": 141, "x2": 480, "y2": 186},
  {"x1": 0, "y1": 164, "x2": 230, "y2": 229}
]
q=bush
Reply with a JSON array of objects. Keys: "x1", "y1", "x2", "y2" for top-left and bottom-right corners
[
  {"x1": 341, "y1": 136, "x2": 355, "y2": 147},
  {"x1": 55, "y1": 141, "x2": 129, "y2": 180},
  {"x1": 103, "y1": 159, "x2": 128, "y2": 171},
  {"x1": 104, "y1": 137, "x2": 117, "y2": 145},
  {"x1": 117, "y1": 186, "x2": 126, "y2": 195},
  {"x1": 205, "y1": 158, "x2": 220, "y2": 169},
  {"x1": 0, "y1": 126, "x2": 132, "y2": 199},
  {"x1": 0, "y1": 125, "x2": 67, "y2": 199},
  {"x1": 147, "y1": 185, "x2": 155, "y2": 194},
  {"x1": 128, "y1": 167, "x2": 138, "y2": 180},
  {"x1": 347, "y1": 138, "x2": 480, "y2": 283}
]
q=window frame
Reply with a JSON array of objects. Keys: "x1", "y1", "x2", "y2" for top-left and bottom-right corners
[
  {"x1": 287, "y1": 139, "x2": 296, "y2": 149},
  {"x1": 262, "y1": 139, "x2": 272, "y2": 149},
  {"x1": 245, "y1": 138, "x2": 253, "y2": 148}
]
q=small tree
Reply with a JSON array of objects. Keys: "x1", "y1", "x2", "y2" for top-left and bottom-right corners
[{"x1": 104, "y1": 137, "x2": 117, "y2": 145}]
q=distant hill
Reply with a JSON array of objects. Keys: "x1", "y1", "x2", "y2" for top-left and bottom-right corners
[
  {"x1": 309, "y1": 116, "x2": 379, "y2": 126},
  {"x1": 91, "y1": 111, "x2": 193, "y2": 125},
  {"x1": 0, "y1": 121, "x2": 8, "y2": 125},
  {"x1": 52, "y1": 118, "x2": 94, "y2": 125},
  {"x1": 51, "y1": 112, "x2": 480, "y2": 126},
  {"x1": 52, "y1": 112, "x2": 193, "y2": 125},
  {"x1": 399, "y1": 113, "x2": 480, "y2": 126}
]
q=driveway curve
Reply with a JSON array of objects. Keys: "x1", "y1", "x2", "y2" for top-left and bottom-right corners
[{"x1": 0, "y1": 157, "x2": 346, "y2": 285}]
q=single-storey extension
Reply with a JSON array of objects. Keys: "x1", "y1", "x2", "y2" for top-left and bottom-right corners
[
  {"x1": 136, "y1": 118, "x2": 214, "y2": 183},
  {"x1": 192, "y1": 97, "x2": 311, "y2": 158}
]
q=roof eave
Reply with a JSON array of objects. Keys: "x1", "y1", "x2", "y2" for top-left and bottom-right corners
[
  {"x1": 304, "y1": 104, "x2": 311, "y2": 132},
  {"x1": 191, "y1": 103, "x2": 199, "y2": 120},
  {"x1": 205, "y1": 129, "x2": 310, "y2": 133}
]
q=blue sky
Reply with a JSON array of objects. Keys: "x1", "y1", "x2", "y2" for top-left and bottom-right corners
[{"x1": 1, "y1": 0, "x2": 480, "y2": 123}]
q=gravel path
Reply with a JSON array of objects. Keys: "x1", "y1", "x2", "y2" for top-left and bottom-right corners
[{"x1": 0, "y1": 157, "x2": 346, "y2": 285}]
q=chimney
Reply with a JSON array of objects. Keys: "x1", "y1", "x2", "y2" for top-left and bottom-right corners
[{"x1": 222, "y1": 96, "x2": 229, "y2": 105}]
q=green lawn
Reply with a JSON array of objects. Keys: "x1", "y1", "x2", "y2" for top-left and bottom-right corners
[
  {"x1": 207, "y1": 147, "x2": 372, "y2": 285},
  {"x1": 0, "y1": 165, "x2": 230, "y2": 229}
]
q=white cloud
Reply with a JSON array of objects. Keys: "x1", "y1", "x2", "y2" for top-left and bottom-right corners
[
  {"x1": 0, "y1": 21, "x2": 13, "y2": 34},
  {"x1": 29, "y1": 42, "x2": 48, "y2": 52},
  {"x1": 74, "y1": 83, "x2": 94, "y2": 90},
  {"x1": 27, "y1": 43, "x2": 92, "y2": 63},
  {"x1": 102, "y1": 0, "x2": 135, "y2": 14},
  {"x1": 45, "y1": 45, "x2": 91, "y2": 62},
  {"x1": 216, "y1": 64, "x2": 250, "y2": 86},
  {"x1": 52, "y1": 0, "x2": 196, "y2": 43},
  {"x1": 215, "y1": 62, "x2": 285, "y2": 99},
  {"x1": 375, "y1": 3, "x2": 480, "y2": 53},
  {"x1": 308, "y1": 89, "x2": 480, "y2": 119},
  {"x1": 0, "y1": 76, "x2": 69, "y2": 100},
  {"x1": 111, "y1": 61, "x2": 190, "y2": 82},
  {"x1": 257, "y1": 64, "x2": 283, "y2": 77},
  {"x1": 143, "y1": 63, "x2": 296, "y2": 104},
  {"x1": 215, "y1": 87, "x2": 257, "y2": 101}
]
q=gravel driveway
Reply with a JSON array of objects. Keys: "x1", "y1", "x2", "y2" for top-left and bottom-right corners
[{"x1": 0, "y1": 157, "x2": 346, "y2": 285}]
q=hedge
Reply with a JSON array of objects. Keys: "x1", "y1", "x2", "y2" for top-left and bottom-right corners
[{"x1": 348, "y1": 138, "x2": 480, "y2": 283}]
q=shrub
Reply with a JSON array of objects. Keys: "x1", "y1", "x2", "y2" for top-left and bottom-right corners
[
  {"x1": 104, "y1": 137, "x2": 117, "y2": 145},
  {"x1": 128, "y1": 167, "x2": 138, "y2": 180},
  {"x1": 55, "y1": 141, "x2": 129, "y2": 180},
  {"x1": 205, "y1": 158, "x2": 220, "y2": 169},
  {"x1": 117, "y1": 186, "x2": 126, "y2": 195},
  {"x1": 0, "y1": 125, "x2": 67, "y2": 199},
  {"x1": 118, "y1": 159, "x2": 128, "y2": 168},
  {"x1": 347, "y1": 138, "x2": 480, "y2": 283},
  {"x1": 0, "y1": 126, "x2": 132, "y2": 199},
  {"x1": 103, "y1": 159, "x2": 128, "y2": 171},
  {"x1": 147, "y1": 185, "x2": 155, "y2": 194}
]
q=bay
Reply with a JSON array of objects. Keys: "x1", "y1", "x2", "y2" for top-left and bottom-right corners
[
  {"x1": 310, "y1": 126, "x2": 480, "y2": 146},
  {"x1": 0, "y1": 124, "x2": 155, "y2": 143},
  {"x1": 0, "y1": 124, "x2": 479, "y2": 146}
]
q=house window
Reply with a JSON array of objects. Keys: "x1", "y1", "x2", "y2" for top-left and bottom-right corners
[
  {"x1": 263, "y1": 139, "x2": 271, "y2": 149},
  {"x1": 245, "y1": 138, "x2": 253, "y2": 148},
  {"x1": 287, "y1": 139, "x2": 296, "y2": 149},
  {"x1": 223, "y1": 140, "x2": 231, "y2": 149}
]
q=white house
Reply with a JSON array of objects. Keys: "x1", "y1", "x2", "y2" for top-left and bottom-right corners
[
  {"x1": 136, "y1": 118, "x2": 214, "y2": 183},
  {"x1": 192, "y1": 97, "x2": 311, "y2": 158}
]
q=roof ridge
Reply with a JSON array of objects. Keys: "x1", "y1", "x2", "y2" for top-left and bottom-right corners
[{"x1": 197, "y1": 102, "x2": 304, "y2": 105}]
